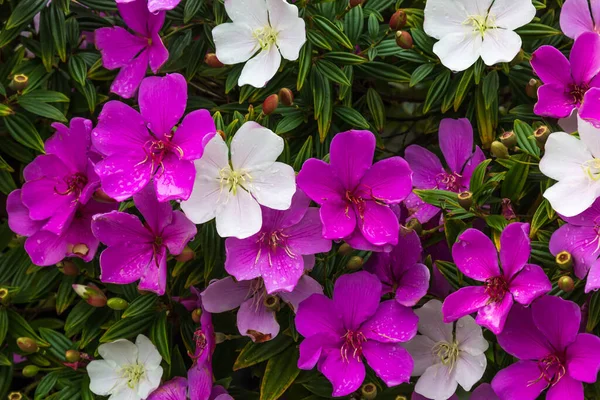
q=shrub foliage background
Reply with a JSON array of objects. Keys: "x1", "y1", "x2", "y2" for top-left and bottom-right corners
[{"x1": 0, "y1": 0, "x2": 595, "y2": 398}]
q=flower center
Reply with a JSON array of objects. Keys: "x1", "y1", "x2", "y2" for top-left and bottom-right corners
[
  {"x1": 528, "y1": 353, "x2": 566, "y2": 387},
  {"x1": 121, "y1": 363, "x2": 145, "y2": 389},
  {"x1": 340, "y1": 330, "x2": 366, "y2": 363},
  {"x1": 218, "y1": 168, "x2": 252, "y2": 197},
  {"x1": 55, "y1": 173, "x2": 88, "y2": 197},
  {"x1": 253, "y1": 26, "x2": 278, "y2": 50},
  {"x1": 465, "y1": 14, "x2": 496, "y2": 37},
  {"x1": 139, "y1": 139, "x2": 184, "y2": 173},
  {"x1": 484, "y1": 276, "x2": 509, "y2": 303},
  {"x1": 432, "y1": 341, "x2": 460, "y2": 371},
  {"x1": 345, "y1": 190, "x2": 366, "y2": 219},
  {"x1": 255, "y1": 230, "x2": 296, "y2": 266},
  {"x1": 435, "y1": 172, "x2": 462, "y2": 192},
  {"x1": 583, "y1": 159, "x2": 600, "y2": 181},
  {"x1": 570, "y1": 83, "x2": 589, "y2": 105}
]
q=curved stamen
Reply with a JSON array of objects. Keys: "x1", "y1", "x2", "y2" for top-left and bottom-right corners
[
  {"x1": 340, "y1": 330, "x2": 367, "y2": 363},
  {"x1": 484, "y1": 276, "x2": 509, "y2": 304},
  {"x1": 528, "y1": 354, "x2": 566, "y2": 388},
  {"x1": 432, "y1": 341, "x2": 460, "y2": 372}
]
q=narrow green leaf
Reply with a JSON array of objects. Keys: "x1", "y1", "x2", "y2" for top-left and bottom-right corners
[
  {"x1": 50, "y1": 4, "x2": 67, "y2": 62},
  {"x1": 35, "y1": 371, "x2": 58, "y2": 399},
  {"x1": 482, "y1": 71, "x2": 499, "y2": 110},
  {"x1": 184, "y1": 0, "x2": 204, "y2": 23},
  {"x1": 366, "y1": 88, "x2": 385, "y2": 132},
  {"x1": 312, "y1": 15, "x2": 353, "y2": 50},
  {"x1": 7, "y1": 309, "x2": 48, "y2": 345},
  {"x1": 307, "y1": 30, "x2": 333, "y2": 51},
  {"x1": 513, "y1": 119, "x2": 540, "y2": 157},
  {"x1": 423, "y1": 69, "x2": 451, "y2": 114},
  {"x1": 39, "y1": 8, "x2": 55, "y2": 72},
  {"x1": 469, "y1": 159, "x2": 491, "y2": 194},
  {"x1": 233, "y1": 334, "x2": 293, "y2": 370},
  {"x1": 68, "y1": 55, "x2": 88, "y2": 87},
  {"x1": 64, "y1": 301, "x2": 95, "y2": 336},
  {"x1": 316, "y1": 60, "x2": 351, "y2": 86},
  {"x1": 453, "y1": 67, "x2": 474, "y2": 111},
  {"x1": 501, "y1": 154, "x2": 530, "y2": 202},
  {"x1": 17, "y1": 98, "x2": 68, "y2": 122},
  {"x1": 343, "y1": 4, "x2": 364, "y2": 44},
  {"x1": 260, "y1": 346, "x2": 300, "y2": 400},
  {"x1": 0, "y1": 309, "x2": 7, "y2": 347},
  {"x1": 55, "y1": 276, "x2": 77, "y2": 315},
  {"x1": 357, "y1": 62, "x2": 411, "y2": 83},
  {"x1": 293, "y1": 136, "x2": 314, "y2": 171},
  {"x1": 6, "y1": 0, "x2": 47, "y2": 29},
  {"x1": 100, "y1": 313, "x2": 155, "y2": 343},
  {"x1": 333, "y1": 106, "x2": 370, "y2": 129},
  {"x1": 323, "y1": 52, "x2": 366, "y2": 65},
  {"x1": 297, "y1": 42, "x2": 312, "y2": 91},
  {"x1": 515, "y1": 23, "x2": 562, "y2": 38},
  {"x1": 149, "y1": 312, "x2": 171, "y2": 365},
  {"x1": 20, "y1": 90, "x2": 69, "y2": 103},
  {"x1": 121, "y1": 294, "x2": 157, "y2": 319},
  {"x1": 39, "y1": 328, "x2": 72, "y2": 361},
  {"x1": 275, "y1": 113, "x2": 304, "y2": 134},
  {"x1": 409, "y1": 63, "x2": 435, "y2": 87}
]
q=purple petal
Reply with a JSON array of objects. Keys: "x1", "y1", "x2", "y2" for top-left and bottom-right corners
[
  {"x1": 147, "y1": 9, "x2": 165, "y2": 35},
  {"x1": 361, "y1": 300, "x2": 417, "y2": 343},
  {"x1": 470, "y1": 383, "x2": 498, "y2": 400},
  {"x1": 7, "y1": 190, "x2": 44, "y2": 236},
  {"x1": 173, "y1": 109, "x2": 216, "y2": 161},
  {"x1": 224, "y1": 236, "x2": 263, "y2": 282},
  {"x1": 565, "y1": 333, "x2": 600, "y2": 383},
  {"x1": 133, "y1": 184, "x2": 172, "y2": 234},
  {"x1": 22, "y1": 153, "x2": 71, "y2": 182},
  {"x1": 460, "y1": 146, "x2": 485, "y2": 185},
  {"x1": 333, "y1": 271, "x2": 382, "y2": 330},
  {"x1": 549, "y1": 224, "x2": 598, "y2": 279},
  {"x1": 320, "y1": 201, "x2": 356, "y2": 239},
  {"x1": 162, "y1": 211, "x2": 196, "y2": 255},
  {"x1": 363, "y1": 252, "x2": 394, "y2": 293},
  {"x1": 560, "y1": 197, "x2": 600, "y2": 226},
  {"x1": 297, "y1": 159, "x2": 344, "y2": 204},
  {"x1": 403, "y1": 145, "x2": 444, "y2": 189},
  {"x1": 147, "y1": 377, "x2": 187, "y2": 400},
  {"x1": 92, "y1": 211, "x2": 152, "y2": 246},
  {"x1": 560, "y1": 0, "x2": 595, "y2": 39},
  {"x1": 530, "y1": 45, "x2": 572, "y2": 85},
  {"x1": 117, "y1": 0, "x2": 151, "y2": 36},
  {"x1": 64, "y1": 203, "x2": 109, "y2": 262},
  {"x1": 356, "y1": 157, "x2": 412, "y2": 203},
  {"x1": 95, "y1": 27, "x2": 147, "y2": 70},
  {"x1": 329, "y1": 130, "x2": 374, "y2": 190},
  {"x1": 148, "y1": 33, "x2": 169, "y2": 73},
  {"x1": 396, "y1": 263, "x2": 430, "y2": 307},
  {"x1": 21, "y1": 178, "x2": 76, "y2": 234},
  {"x1": 237, "y1": 298, "x2": 279, "y2": 342},
  {"x1": 261, "y1": 246, "x2": 305, "y2": 294},
  {"x1": 99, "y1": 242, "x2": 152, "y2": 284},
  {"x1": 441, "y1": 286, "x2": 489, "y2": 323},
  {"x1": 534, "y1": 83, "x2": 576, "y2": 118},
  {"x1": 579, "y1": 86, "x2": 600, "y2": 124},
  {"x1": 153, "y1": 155, "x2": 196, "y2": 202},
  {"x1": 295, "y1": 294, "x2": 344, "y2": 337},
  {"x1": 318, "y1": 350, "x2": 365, "y2": 397},
  {"x1": 491, "y1": 361, "x2": 547, "y2": 400},
  {"x1": 110, "y1": 51, "x2": 149, "y2": 99},
  {"x1": 285, "y1": 208, "x2": 332, "y2": 255},
  {"x1": 475, "y1": 293, "x2": 513, "y2": 335},
  {"x1": 438, "y1": 118, "x2": 474, "y2": 173},
  {"x1": 148, "y1": 0, "x2": 181, "y2": 12},
  {"x1": 496, "y1": 304, "x2": 553, "y2": 360},
  {"x1": 298, "y1": 333, "x2": 339, "y2": 370},
  {"x1": 138, "y1": 247, "x2": 168, "y2": 295},
  {"x1": 200, "y1": 277, "x2": 251, "y2": 313},
  {"x1": 532, "y1": 295, "x2": 580, "y2": 352},
  {"x1": 357, "y1": 201, "x2": 399, "y2": 246},
  {"x1": 546, "y1": 374, "x2": 584, "y2": 400},
  {"x1": 279, "y1": 275, "x2": 323, "y2": 312},
  {"x1": 362, "y1": 341, "x2": 412, "y2": 387},
  {"x1": 344, "y1": 230, "x2": 392, "y2": 253},
  {"x1": 262, "y1": 189, "x2": 311, "y2": 232},
  {"x1": 139, "y1": 74, "x2": 187, "y2": 137},
  {"x1": 509, "y1": 264, "x2": 551, "y2": 305},
  {"x1": 452, "y1": 228, "x2": 500, "y2": 281},
  {"x1": 25, "y1": 230, "x2": 68, "y2": 266},
  {"x1": 404, "y1": 193, "x2": 440, "y2": 224},
  {"x1": 585, "y1": 258, "x2": 600, "y2": 292},
  {"x1": 188, "y1": 364, "x2": 212, "y2": 400},
  {"x1": 95, "y1": 154, "x2": 153, "y2": 202},
  {"x1": 570, "y1": 32, "x2": 600, "y2": 85},
  {"x1": 499, "y1": 222, "x2": 531, "y2": 279},
  {"x1": 391, "y1": 228, "x2": 422, "y2": 273},
  {"x1": 46, "y1": 118, "x2": 93, "y2": 173},
  {"x1": 92, "y1": 101, "x2": 148, "y2": 157}
]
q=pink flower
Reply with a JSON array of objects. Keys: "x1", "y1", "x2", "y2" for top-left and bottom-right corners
[{"x1": 560, "y1": 0, "x2": 600, "y2": 39}]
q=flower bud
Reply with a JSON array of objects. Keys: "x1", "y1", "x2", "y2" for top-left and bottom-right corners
[
  {"x1": 534, "y1": 126, "x2": 550, "y2": 148},
  {"x1": 349, "y1": 0, "x2": 363, "y2": 7},
  {"x1": 65, "y1": 350, "x2": 80, "y2": 363},
  {"x1": 263, "y1": 295, "x2": 280, "y2": 310},
  {"x1": 394, "y1": 396, "x2": 407, "y2": 400},
  {"x1": 107, "y1": 297, "x2": 129, "y2": 310},
  {"x1": 9, "y1": 74, "x2": 28, "y2": 91},
  {"x1": 0, "y1": 287, "x2": 10, "y2": 302},
  {"x1": 215, "y1": 332, "x2": 227, "y2": 344},
  {"x1": 217, "y1": 130, "x2": 226, "y2": 140},
  {"x1": 22, "y1": 365, "x2": 39, "y2": 377},
  {"x1": 500, "y1": 131, "x2": 517, "y2": 149},
  {"x1": 17, "y1": 337, "x2": 38, "y2": 353},
  {"x1": 558, "y1": 276, "x2": 575, "y2": 292},
  {"x1": 490, "y1": 141, "x2": 509, "y2": 159},
  {"x1": 262, "y1": 94, "x2": 279, "y2": 115},
  {"x1": 510, "y1": 48, "x2": 524, "y2": 66},
  {"x1": 337, "y1": 242, "x2": 353, "y2": 255},
  {"x1": 175, "y1": 246, "x2": 195, "y2": 262},
  {"x1": 93, "y1": 188, "x2": 117, "y2": 203},
  {"x1": 204, "y1": 53, "x2": 224, "y2": 68},
  {"x1": 457, "y1": 191, "x2": 473, "y2": 211},
  {"x1": 60, "y1": 260, "x2": 79, "y2": 276},
  {"x1": 526, "y1": 78, "x2": 540, "y2": 99},
  {"x1": 278, "y1": 88, "x2": 294, "y2": 106},
  {"x1": 395, "y1": 31, "x2": 413, "y2": 49},
  {"x1": 405, "y1": 218, "x2": 422, "y2": 235},
  {"x1": 72, "y1": 284, "x2": 107, "y2": 307},
  {"x1": 8, "y1": 392, "x2": 22, "y2": 400},
  {"x1": 389, "y1": 10, "x2": 407, "y2": 31},
  {"x1": 346, "y1": 255, "x2": 363, "y2": 270},
  {"x1": 361, "y1": 383, "x2": 377, "y2": 400},
  {"x1": 556, "y1": 251, "x2": 573, "y2": 271},
  {"x1": 192, "y1": 308, "x2": 202, "y2": 324}
]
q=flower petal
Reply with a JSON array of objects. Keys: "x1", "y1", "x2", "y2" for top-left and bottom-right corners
[
  {"x1": 87, "y1": 360, "x2": 122, "y2": 396},
  {"x1": 452, "y1": 228, "x2": 500, "y2": 280},
  {"x1": 47, "y1": 118, "x2": 93, "y2": 173},
  {"x1": 320, "y1": 201, "x2": 356, "y2": 239},
  {"x1": 357, "y1": 157, "x2": 412, "y2": 203},
  {"x1": 442, "y1": 286, "x2": 489, "y2": 323},
  {"x1": 491, "y1": 360, "x2": 547, "y2": 400},
  {"x1": 279, "y1": 275, "x2": 323, "y2": 312},
  {"x1": 238, "y1": 45, "x2": 281, "y2": 88},
  {"x1": 532, "y1": 295, "x2": 580, "y2": 352},
  {"x1": 455, "y1": 352, "x2": 487, "y2": 391},
  {"x1": 415, "y1": 299, "x2": 453, "y2": 343},
  {"x1": 95, "y1": 154, "x2": 154, "y2": 202},
  {"x1": 212, "y1": 23, "x2": 258, "y2": 65},
  {"x1": 148, "y1": 33, "x2": 169, "y2": 73},
  {"x1": 25, "y1": 230, "x2": 68, "y2": 266},
  {"x1": 139, "y1": 73, "x2": 187, "y2": 137},
  {"x1": 570, "y1": 32, "x2": 600, "y2": 85},
  {"x1": 480, "y1": 28, "x2": 521, "y2": 66},
  {"x1": 423, "y1": 0, "x2": 488, "y2": 39},
  {"x1": 237, "y1": 298, "x2": 279, "y2": 342},
  {"x1": 395, "y1": 264, "x2": 430, "y2": 308},
  {"x1": 133, "y1": 184, "x2": 172, "y2": 234},
  {"x1": 433, "y1": 32, "x2": 482, "y2": 72},
  {"x1": 319, "y1": 350, "x2": 365, "y2": 397},
  {"x1": 147, "y1": 0, "x2": 180, "y2": 13},
  {"x1": 470, "y1": 383, "x2": 498, "y2": 400},
  {"x1": 546, "y1": 374, "x2": 584, "y2": 400},
  {"x1": 534, "y1": 83, "x2": 577, "y2": 118},
  {"x1": 92, "y1": 211, "x2": 151, "y2": 247},
  {"x1": 98, "y1": 243, "x2": 153, "y2": 285},
  {"x1": 223, "y1": 0, "x2": 268, "y2": 28},
  {"x1": 248, "y1": 162, "x2": 296, "y2": 210},
  {"x1": 361, "y1": 300, "x2": 418, "y2": 343},
  {"x1": 329, "y1": 130, "x2": 375, "y2": 191},
  {"x1": 231, "y1": 122, "x2": 282, "y2": 170},
  {"x1": 585, "y1": 258, "x2": 600, "y2": 292},
  {"x1": 357, "y1": 201, "x2": 399, "y2": 246},
  {"x1": 475, "y1": 292, "x2": 513, "y2": 335},
  {"x1": 577, "y1": 113, "x2": 600, "y2": 158},
  {"x1": 95, "y1": 27, "x2": 147, "y2": 70},
  {"x1": 117, "y1": 0, "x2": 151, "y2": 36},
  {"x1": 404, "y1": 145, "x2": 444, "y2": 189},
  {"x1": 99, "y1": 338, "x2": 138, "y2": 366},
  {"x1": 161, "y1": 211, "x2": 197, "y2": 255},
  {"x1": 333, "y1": 271, "x2": 382, "y2": 330},
  {"x1": 509, "y1": 264, "x2": 551, "y2": 305},
  {"x1": 92, "y1": 101, "x2": 148, "y2": 157},
  {"x1": 135, "y1": 334, "x2": 162, "y2": 368},
  {"x1": 285, "y1": 208, "x2": 332, "y2": 255},
  {"x1": 499, "y1": 222, "x2": 531, "y2": 279},
  {"x1": 496, "y1": 304, "x2": 552, "y2": 360},
  {"x1": 402, "y1": 335, "x2": 437, "y2": 376},
  {"x1": 489, "y1": 0, "x2": 536, "y2": 30},
  {"x1": 456, "y1": 314, "x2": 488, "y2": 356},
  {"x1": 565, "y1": 333, "x2": 600, "y2": 383},
  {"x1": 415, "y1": 363, "x2": 458, "y2": 400},
  {"x1": 216, "y1": 188, "x2": 262, "y2": 239},
  {"x1": 439, "y1": 118, "x2": 474, "y2": 173},
  {"x1": 297, "y1": 159, "x2": 344, "y2": 204},
  {"x1": 267, "y1": 0, "x2": 305, "y2": 60},
  {"x1": 6, "y1": 190, "x2": 43, "y2": 236},
  {"x1": 297, "y1": 333, "x2": 339, "y2": 370},
  {"x1": 362, "y1": 341, "x2": 413, "y2": 387},
  {"x1": 543, "y1": 177, "x2": 600, "y2": 218},
  {"x1": 560, "y1": 0, "x2": 595, "y2": 39},
  {"x1": 172, "y1": 109, "x2": 216, "y2": 161},
  {"x1": 110, "y1": 51, "x2": 149, "y2": 99},
  {"x1": 295, "y1": 293, "x2": 344, "y2": 337},
  {"x1": 153, "y1": 155, "x2": 196, "y2": 202},
  {"x1": 201, "y1": 277, "x2": 251, "y2": 313},
  {"x1": 549, "y1": 224, "x2": 598, "y2": 279}
]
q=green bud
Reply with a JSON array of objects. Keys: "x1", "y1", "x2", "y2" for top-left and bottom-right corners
[
  {"x1": 558, "y1": 276, "x2": 574, "y2": 292},
  {"x1": 192, "y1": 308, "x2": 202, "y2": 324},
  {"x1": 17, "y1": 337, "x2": 38, "y2": 353},
  {"x1": 107, "y1": 297, "x2": 129, "y2": 310},
  {"x1": 490, "y1": 141, "x2": 509, "y2": 159},
  {"x1": 405, "y1": 218, "x2": 422, "y2": 235},
  {"x1": 65, "y1": 350, "x2": 80, "y2": 363},
  {"x1": 346, "y1": 256, "x2": 363, "y2": 270},
  {"x1": 556, "y1": 251, "x2": 573, "y2": 271},
  {"x1": 457, "y1": 191, "x2": 473, "y2": 211},
  {"x1": 500, "y1": 131, "x2": 517, "y2": 149},
  {"x1": 534, "y1": 126, "x2": 550, "y2": 149},
  {"x1": 72, "y1": 284, "x2": 106, "y2": 307},
  {"x1": 361, "y1": 383, "x2": 377, "y2": 400},
  {"x1": 337, "y1": 242, "x2": 353, "y2": 255},
  {"x1": 22, "y1": 365, "x2": 39, "y2": 377},
  {"x1": 9, "y1": 74, "x2": 28, "y2": 91},
  {"x1": 263, "y1": 295, "x2": 280, "y2": 310}
]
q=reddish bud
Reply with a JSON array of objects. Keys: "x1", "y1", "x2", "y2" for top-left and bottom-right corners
[
  {"x1": 389, "y1": 10, "x2": 407, "y2": 31},
  {"x1": 192, "y1": 308, "x2": 202, "y2": 324},
  {"x1": 558, "y1": 276, "x2": 575, "y2": 292},
  {"x1": 205, "y1": 53, "x2": 224, "y2": 68},
  {"x1": 72, "y1": 284, "x2": 107, "y2": 307},
  {"x1": 17, "y1": 337, "x2": 38, "y2": 353},
  {"x1": 65, "y1": 350, "x2": 81, "y2": 363},
  {"x1": 349, "y1": 0, "x2": 363, "y2": 7},
  {"x1": 175, "y1": 246, "x2": 195, "y2": 262},
  {"x1": 395, "y1": 31, "x2": 413, "y2": 49},
  {"x1": 60, "y1": 260, "x2": 79, "y2": 276},
  {"x1": 278, "y1": 88, "x2": 294, "y2": 106},
  {"x1": 217, "y1": 130, "x2": 226, "y2": 140},
  {"x1": 262, "y1": 94, "x2": 279, "y2": 115}
]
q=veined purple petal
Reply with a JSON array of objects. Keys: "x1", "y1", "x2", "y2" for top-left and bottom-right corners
[
  {"x1": 98, "y1": 242, "x2": 153, "y2": 284},
  {"x1": 546, "y1": 374, "x2": 584, "y2": 400},
  {"x1": 570, "y1": 32, "x2": 600, "y2": 85},
  {"x1": 320, "y1": 201, "x2": 356, "y2": 240},
  {"x1": 532, "y1": 295, "x2": 580, "y2": 352},
  {"x1": 6, "y1": 190, "x2": 44, "y2": 236},
  {"x1": 357, "y1": 201, "x2": 399, "y2": 247},
  {"x1": 356, "y1": 157, "x2": 412, "y2": 203},
  {"x1": 153, "y1": 155, "x2": 196, "y2": 202},
  {"x1": 148, "y1": 0, "x2": 181, "y2": 12},
  {"x1": 47, "y1": 118, "x2": 93, "y2": 174},
  {"x1": 148, "y1": 32, "x2": 169, "y2": 73},
  {"x1": 496, "y1": 304, "x2": 553, "y2": 360},
  {"x1": 491, "y1": 361, "x2": 547, "y2": 400},
  {"x1": 237, "y1": 297, "x2": 279, "y2": 342},
  {"x1": 404, "y1": 145, "x2": 444, "y2": 189},
  {"x1": 395, "y1": 263, "x2": 430, "y2": 307},
  {"x1": 549, "y1": 224, "x2": 598, "y2": 279},
  {"x1": 586, "y1": 258, "x2": 600, "y2": 292},
  {"x1": 117, "y1": 0, "x2": 152, "y2": 36},
  {"x1": 361, "y1": 300, "x2": 417, "y2": 343},
  {"x1": 147, "y1": 377, "x2": 187, "y2": 400},
  {"x1": 297, "y1": 158, "x2": 344, "y2": 205},
  {"x1": 95, "y1": 27, "x2": 147, "y2": 70},
  {"x1": 139, "y1": 74, "x2": 187, "y2": 137},
  {"x1": 110, "y1": 50, "x2": 149, "y2": 99},
  {"x1": 452, "y1": 229, "x2": 500, "y2": 281},
  {"x1": 499, "y1": 222, "x2": 531, "y2": 279},
  {"x1": 318, "y1": 350, "x2": 365, "y2": 397},
  {"x1": 329, "y1": 130, "x2": 375, "y2": 191},
  {"x1": 531, "y1": 45, "x2": 572, "y2": 86},
  {"x1": 508, "y1": 264, "x2": 551, "y2": 305},
  {"x1": 298, "y1": 333, "x2": 340, "y2": 370},
  {"x1": 162, "y1": 211, "x2": 197, "y2": 255},
  {"x1": 285, "y1": 208, "x2": 332, "y2": 255},
  {"x1": 333, "y1": 271, "x2": 382, "y2": 330},
  {"x1": 279, "y1": 275, "x2": 323, "y2": 312},
  {"x1": 475, "y1": 293, "x2": 513, "y2": 335},
  {"x1": 224, "y1": 235, "x2": 263, "y2": 282},
  {"x1": 579, "y1": 87, "x2": 600, "y2": 125},
  {"x1": 362, "y1": 341, "x2": 412, "y2": 387},
  {"x1": 94, "y1": 154, "x2": 154, "y2": 202},
  {"x1": 92, "y1": 211, "x2": 153, "y2": 247},
  {"x1": 470, "y1": 383, "x2": 498, "y2": 400},
  {"x1": 92, "y1": 101, "x2": 148, "y2": 157},
  {"x1": 201, "y1": 277, "x2": 251, "y2": 313},
  {"x1": 560, "y1": 0, "x2": 596, "y2": 39},
  {"x1": 138, "y1": 246, "x2": 168, "y2": 294},
  {"x1": 438, "y1": 118, "x2": 474, "y2": 173},
  {"x1": 534, "y1": 83, "x2": 577, "y2": 118},
  {"x1": 172, "y1": 109, "x2": 216, "y2": 161},
  {"x1": 188, "y1": 364, "x2": 212, "y2": 400},
  {"x1": 133, "y1": 184, "x2": 173, "y2": 234},
  {"x1": 295, "y1": 294, "x2": 344, "y2": 338},
  {"x1": 442, "y1": 286, "x2": 489, "y2": 323}
]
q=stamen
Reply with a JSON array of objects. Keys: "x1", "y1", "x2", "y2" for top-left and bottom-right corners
[
  {"x1": 121, "y1": 364, "x2": 145, "y2": 389},
  {"x1": 464, "y1": 14, "x2": 496, "y2": 37},
  {"x1": 435, "y1": 172, "x2": 462, "y2": 192},
  {"x1": 431, "y1": 341, "x2": 460, "y2": 372},
  {"x1": 253, "y1": 26, "x2": 278, "y2": 50},
  {"x1": 527, "y1": 354, "x2": 566, "y2": 388},
  {"x1": 340, "y1": 330, "x2": 367, "y2": 363},
  {"x1": 484, "y1": 276, "x2": 509, "y2": 304},
  {"x1": 583, "y1": 159, "x2": 600, "y2": 181},
  {"x1": 54, "y1": 173, "x2": 88, "y2": 197}
]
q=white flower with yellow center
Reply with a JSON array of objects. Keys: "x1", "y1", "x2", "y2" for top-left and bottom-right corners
[
  {"x1": 540, "y1": 116, "x2": 600, "y2": 217},
  {"x1": 403, "y1": 300, "x2": 488, "y2": 400},
  {"x1": 212, "y1": 0, "x2": 306, "y2": 88},
  {"x1": 181, "y1": 121, "x2": 296, "y2": 239},
  {"x1": 87, "y1": 334, "x2": 163, "y2": 400},
  {"x1": 423, "y1": 0, "x2": 536, "y2": 71}
]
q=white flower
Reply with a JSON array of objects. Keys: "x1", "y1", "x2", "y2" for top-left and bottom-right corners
[
  {"x1": 540, "y1": 116, "x2": 600, "y2": 217},
  {"x1": 180, "y1": 121, "x2": 296, "y2": 239},
  {"x1": 423, "y1": 0, "x2": 536, "y2": 71},
  {"x1": 87, "y1": 334, "x2": 163, "y2": 400},
  {"x1": 212, "y1": 0, "x2": 306, "y2": 88},
  {"x1": 403, "y1": 300, "x2": 488, "y2": 400}
]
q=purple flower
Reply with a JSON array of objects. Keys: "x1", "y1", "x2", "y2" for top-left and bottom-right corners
[
  {"x1": 297, "y1": 130, "x2": 412, "y2": 251},
  {"x1": 404, "y1": 118, "x2": 485, "y2": 224},
  {"x1": 471, "y1": 384, "x2": 499, "y2": 400},
  {"x1": 91, "y1": 184, "x2": 197, "y2": 295},
  {"x1": 492, "y1": 296, "x2": 600, "y2": 400},
  {"x1": 560, "y1": 0, "x2": 600, "y2": 39},
  {"x1": 531, "y1": 32, "x2": 600, "y2": 122},
  {"x1": 201, "y1": 275, "x2": 322, "y2": 343},
  {"x1": 225, "y1": 190, "x2": 332, "y2": 294},
  {"x1": 92, "y1": 73, "x2": 216, "y2": 202},
  {"x1": 364, "y1": 227, "x2": 430, "y2": 307},
  {"x1": 147, "y1": 377, "x2": 233, "y2": 400},
  {"x1": 441, "y1": 223, "x2": 551, "y2": 334},
  {"x1": 295, "y1": 271, "x2": 417, "y2": 397},
  {"x1": 95, "y1": 0, "x2": 169, "y2": 98},
  {"x1": 116, "y1": 0, "x2": 181, "y2": 14},
  {"x1": 549, "y1": 198, "x2": 600, "y2": 292}
]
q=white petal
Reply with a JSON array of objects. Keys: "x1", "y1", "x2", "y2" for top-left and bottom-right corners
[
  {"x1": 266, "y1": 0, "x2": 306, "y2": 60},
  {"x1": 224, "y1": 0, "x2": 268, "y2": 28},
  {"x1": 415, "y1": 299, "x2": 453, "y2": 343},
  {"x1": 87, "y1": 360, "x2": 122, "y2": 396},
  {"x1": 455, "y1": 352, "x2": 487, "y2": 391},
  {"x1": 401, "y1": 335, "x2": 437, "y2": 376},
  {"x1": 108, "y1": 386, "x2": 141, "y2": 400},
  {"x1": 216, "y1": 188, "x2": 262, "y2": 238},
  {"x1": 578, "y1": 115, "x2": 600, "y2": 159},
  {"x1": 249, "y1": 162, "x2": 296, "y2": 210},
  {"x1": 543, "y1": 178, "x2": 600, "y2": 217},
  {"x1": 424, "y1": 0, "x2": 492, "y2": 39},
  {"x1": 98, "y1": 339, "x2": 138, "y2": 366},
  {"x1": 539, "y1": 132, "x2": 592, "y2": 181},
  {"x1": 136, "y1": 366, "x2": 163, "y2": 399},
  {"x1": 559, "y1": 109, "x2": 579, "y2": 134},
  {"x1": 456, "y1": 315, "x2": 488, "y2": 356},
  {"x1": 135, "y1": 334, "x2": 162, "y2": 369},
  {"x1": 231, "y1": 122, "x2": 284, "y2": 171},
  {"x1": 480, "y1": 29, "x2": 522, "y2": 66},
  {"x1": 432, "y1": 32, "x2": 482, "y2": 72},
  {"x1": 180, "y1": 135, "x2": 229, "y2": 224},
  {"x1": 415, "y1": 363, "x2": 459, "y2": 400},
  {"x1": 489, "y1": 0, "x2": 536, "y2": 30},
  {"x1": 212, "y1": 23, "x2": 259, "y2": 65},
  {"x1": 238, "y1": 45, "x2": 282, "y2": 88}
]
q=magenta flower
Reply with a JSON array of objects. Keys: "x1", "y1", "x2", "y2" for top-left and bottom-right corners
[
  {"x1": 549, "y1": 198, "x2": 600, "y2": 292},
  {"x1": 531, "y1": 32, "x2": 600, "y2": 122},
  {"x1": 297, "y1": 130, "x2": 412, "y2": 251},
  {"x1": 91, "y1": 185, "x2": 197, "y2": 295},
  {"x1": 148, "y1": 377, "x2": 233, "y2": 400},
  {"x1": 492, "y1": 296, "x2": 600, "y2": 400},
  {"x1": 202, "y1": 275, "x2": 322, "y2": 343},
  {"x1": 92, "y1": 73, "x2": 216, "y2": 202},
  {"x1": 116, "y1": 0, "x2": 181, "y2": 14},
  {"x1": 441, "y1": 223, "x2": 551, "y2": 334},
  {"x1": 364, "y1": 228, "x2": 430, "y2": 307},
  {"x1": 404, "y1": 118, "x2": 485, "y2": 224},
  {"x1": 95, "y1": 0, "x2": 169, "y2": 98},
  {"x1": 295, "y1": 271, "x2": 416, "y2": 397},
  {"x1": 560, "y1": 0, "x2": 600, "y2": 39},
  {"x1": 225, "y1": 190, "x2": 332, "y2": 294},
  {"x1": 471, "y1": 384, "x2": 499, "y2": 400}
]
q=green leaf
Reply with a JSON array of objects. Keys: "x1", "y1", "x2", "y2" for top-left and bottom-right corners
[
  {"x1": 323, "y1": 52, "x2": 366, "y2": 65},
  {"x1": 0, "y1": 309, "x2": 7, "y2": 347},
  {"x1": 7, "y1": 309, "x2": 48, "y2": 345},
  {"x1": 100, "y1": 313, "x2": 155, "y2": 343},
  {"x1": 64, "y1": 301, "x2": 95, "y2": 336},
  {"x1": 55, "y1": 276, "x2": 77, "y2": 315},
  {"x1": 469, "y1": 159, "x2": 491, "y2": 194},
  {"x1": 20, "y1": 90, "x2": 69, "y2": 103},
  {"x1": 17, "y1": 98, "x2": 68, "y2": 122},
  {"x1": 409, "y1": 63, "x2": 435, "y2": 87},
  {"x1": 233, "y1": 334, "x2": 293, "y2": 370},
  {"x1": 356, "y1": 62, "x2": 410, "y2": 83},
  {"x1": 81, "y1": 376, "x2": 94, "y2": 400},
  {"x1": 4, "y1": 114, "x2": 45, "y2": 153},
  {"x1": 297, "y1": 42, "x2": 312, "y2": 91},
  {"x1": 260, "y1": 346, "x2": 300, "y2": 400},
  {"x1": 76, "y1": 81, "x2": 97, "y2": 113},
  {"x1": 343, "y1": 5, "x2": 364, "y2": 44},
  {"x1": 6, "y1": 0, "x2": 47, "y2": 29},
  {"x1": 513, "y1": 120, "x2": 540, "y2": 157},
  {"x1": 121, "y1": 294, "x2": 158, "y2": 319},
  {"x1": 0, "y1": 172, "x2": 16, "y2": 196},
  {"x1": 501, "y1": 154, "x2": 530, "y2": 202},
  {"x1": 312, "y1": 15, "x2": 353, "y2": 50},
  {"x1": 68, "y1": 55, "x2": 88, "y2": 87},
  {"x1": 0, "y1": 105, "x2": 14, "y2": 117},
  {"x1": 333, "y1": 106, "x2": 370, "y2": 129},
  {"x1": 366, "y1": 88, "x2": 385, "y2": 132},
  {"x1": 307, "y1": 30, "x2": 333, "y2": 51},
  {"x1": 515, "y1": 23, "x2": 562, "y2": 38},
  {"x1": 276, "y1": 112, "x2": 304, "y2": 134},
  {"x1": 445, "y1": 218, "x2": 467, "y2": 247},
  {"x1": 184, "y1": 0, "x2": 204, "y2": 23},
  {"x1": 50, "y1": 4, "x2": 67, "y2": 62},
  {"x1": 482, "y1": 70, "x2": 499, "y2": 110},
  {"x1": 587, "y1": 291, "x2": 600, "y2": 332},
  {"x1": 485, "y1": 215, "x2": 509, "y2": 233},
  {"x1": 149, "y1": 311, "x2": 171, "y2": 365},
  {"x1": 316, "y1": 60, "x2": 351, "y2": 86},
  {"x1": 475, "y1": 84, "x2": 496, "y2": 150},
  {"x1": 0, "y1": 365, "x2": 12, "y2": 399},
  {"x1": 35, "y1": 371, "x2": 58, "y2": 399},
  {"x1": 530, "y1": 199, "x2": 551, "y2": 239},
  {"x1": 39, "y1": 8, "x2": 55, "y2": 72},
  {"x1": 39, "y1": 328, "x2": 71, "y2": 361},
  {"x1": 293, "y1": 136, "x2": 314, "y2": 171},
  {"x1": 423, "y1": 69, "x2": 451, "y2": 114},
  {"x1": 453, "y1": 67, "x2": 474, "y2": 111}
]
